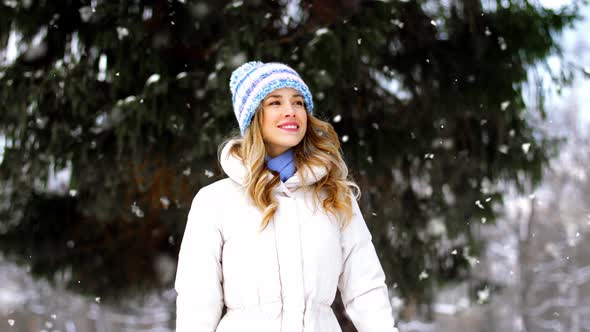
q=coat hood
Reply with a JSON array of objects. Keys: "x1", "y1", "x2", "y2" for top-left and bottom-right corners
[{"x1": 219, "y1": 139, "x2": 329, "y2": 191}]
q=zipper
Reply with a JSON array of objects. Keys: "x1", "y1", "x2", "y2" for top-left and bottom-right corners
[
  {"x1": 272, "y1": 212, "x2": 284, "y2": 331},
  {"x1": 294, "y1": 195, "x2": 306, "y2": 330}
]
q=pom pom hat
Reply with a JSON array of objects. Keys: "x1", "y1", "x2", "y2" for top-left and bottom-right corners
[{"x1": 229, "y1": 61, "x2": 314, "y2": 135}]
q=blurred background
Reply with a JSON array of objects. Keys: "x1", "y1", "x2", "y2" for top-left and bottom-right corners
[{"x1": 1, "y1": 0, "x2": 589, "y2": 331}]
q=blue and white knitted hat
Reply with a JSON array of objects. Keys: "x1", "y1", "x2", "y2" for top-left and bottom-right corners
[{"x1": 229, "y1": 61, "x2": 314, "y2": 135}]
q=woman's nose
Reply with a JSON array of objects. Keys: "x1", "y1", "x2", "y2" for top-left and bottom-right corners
[{"x1": 283, "y1": 104, "x2": 296, "y2": 116}]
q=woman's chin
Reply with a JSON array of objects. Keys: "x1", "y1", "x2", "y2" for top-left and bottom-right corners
[{"x1": 281, "y1": 138, "x2": 303, "y2": 148}]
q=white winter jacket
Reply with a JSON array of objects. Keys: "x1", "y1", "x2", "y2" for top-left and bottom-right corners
[{"x1": 174, "y1": 139, "x2": 399, "y2": 332}]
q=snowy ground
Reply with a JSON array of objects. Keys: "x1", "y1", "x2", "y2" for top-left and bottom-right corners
[{"x1": 0, "y1": 254, "x2": 175, "y2": 332}]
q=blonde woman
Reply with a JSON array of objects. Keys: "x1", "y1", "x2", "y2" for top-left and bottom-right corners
[{"x1": 174, "y1": 61, "x2": 399, "y2": 332}]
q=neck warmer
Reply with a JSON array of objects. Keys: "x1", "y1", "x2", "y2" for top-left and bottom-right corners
[
  {"x1": 219, "y1": 139, "x2": 328, "y2": 192},
  {"x1": 265, "y1": 149, "x2": 296, "y2": 183}
]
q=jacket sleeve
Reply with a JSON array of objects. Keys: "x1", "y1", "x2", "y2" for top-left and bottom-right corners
[
  {"x1": 175, "y1": 188, "x2": 224, "y2": 332},
  {"x1": 337, "y1": 195, "x2": 399, "y2": 332}
]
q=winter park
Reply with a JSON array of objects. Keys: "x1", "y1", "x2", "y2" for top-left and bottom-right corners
[{"x1": 1, "y1": 0, "x2": 590, "y2": 331}]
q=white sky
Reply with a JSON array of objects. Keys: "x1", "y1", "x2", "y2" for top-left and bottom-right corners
[{"x1": 539, "y1": 0, "x2": 590, "y2": 124}]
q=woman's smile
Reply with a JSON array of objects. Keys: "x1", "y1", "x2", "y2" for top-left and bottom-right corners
[{"x1": 277, "y1": 121, "x2": 301, "y2": 132}]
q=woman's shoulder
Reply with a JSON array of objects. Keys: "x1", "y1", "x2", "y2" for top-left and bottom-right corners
[
  {"x1": 187, "y1": 178, "x2": 244, "y2": 222},
  {"x1": 192, "y1": 177, "x2": 244, "y2": 203}
]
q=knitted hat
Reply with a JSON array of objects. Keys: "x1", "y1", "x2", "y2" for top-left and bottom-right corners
[{"x1": 229, "y1": 61, "x2": 314, "y2": 135}]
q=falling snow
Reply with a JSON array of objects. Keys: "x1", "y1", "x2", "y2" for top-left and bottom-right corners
[
  {"x1": 79, "y1": 6, "x2": 93, "y2": 22},
  {"x1": 116, "y1": 27, "x2": 129, "y2": 40},
  {"x1": 501, "y1": 101, "x2": 510, "y2": 110},
  {"x1": 497, "y1": 36, "x2": 507, "y2": 50},
  {"x1": 230, "y1": 0, "x2": 243, "y2": 8},
  {"x1": 315, "y1": 28, "x2": 329, "y2": 36},
  {"x1": 477, "y1": 287, "x2": 490, "y2": 304},
  {"x1": 160, "y1": 197, "x2": 170, "y2": 209},
  {"x1": 145, "y1": 73, "x2": 160, "y2": 85},
  {"x1": 131, "y1": 202, "x2": 144, "y2": 218},
  {"x1": 419, "y1": 270, "x2": 429, "y2": 280}
]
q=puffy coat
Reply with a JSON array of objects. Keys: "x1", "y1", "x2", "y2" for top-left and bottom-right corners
[{"x1": 174, "y1": 139, "x2": 399, "y2": 332}]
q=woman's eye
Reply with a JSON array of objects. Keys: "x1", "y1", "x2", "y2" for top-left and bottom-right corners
[
  {"x1": 294, "y1": 101, "x2": 304, "y2": 106},
  {"x1": 269, "y1": 101, "x2": 280, "y2": 105}
]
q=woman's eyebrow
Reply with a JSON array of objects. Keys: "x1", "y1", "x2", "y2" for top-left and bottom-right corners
[{"x1": 267, "y1": 94, "x2": 303, "y2": 98}]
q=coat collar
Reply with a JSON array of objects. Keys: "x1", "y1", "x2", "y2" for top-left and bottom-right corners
[{"x1": 220, "y1": 139, "x2": 328, "y2": 192}]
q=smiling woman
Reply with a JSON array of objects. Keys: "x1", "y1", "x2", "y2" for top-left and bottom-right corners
[{"x1": 174, "y1": 61, "x2": 399, "y2": 332}]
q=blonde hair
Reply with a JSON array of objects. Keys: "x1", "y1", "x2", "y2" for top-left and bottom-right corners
[{"x1": 219, "y1": 107, "x2": 360, "y2": 231}]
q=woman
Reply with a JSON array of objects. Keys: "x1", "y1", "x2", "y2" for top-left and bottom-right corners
[{"x1": 174, "y1": 61, "x2": 399, "y2": 332}]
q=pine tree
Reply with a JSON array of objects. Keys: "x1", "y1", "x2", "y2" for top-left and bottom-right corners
[{"x1": 0, "y1": 0, "x2": 583, "y2": 323}]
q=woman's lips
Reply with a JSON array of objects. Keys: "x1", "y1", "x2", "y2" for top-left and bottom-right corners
[
  {"x1": 277, "y1": 122, "x2": 300, "y2": 132},
  {"x1": 278, "y1": 126, "x2": 299, "y2": 132}
]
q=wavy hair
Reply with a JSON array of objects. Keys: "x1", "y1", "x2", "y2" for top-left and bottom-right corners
[{"x1": 219, "y1": 107, "x2": 360, "y2": 232}]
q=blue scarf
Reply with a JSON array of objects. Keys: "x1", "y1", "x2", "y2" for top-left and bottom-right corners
[{"x1": 265, "y1": 149, "x2": 296, "y2": 182}]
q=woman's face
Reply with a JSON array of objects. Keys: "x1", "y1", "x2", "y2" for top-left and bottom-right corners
[{"x1": 260, "y1": 87, "x2": 308, "y2": 158}]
